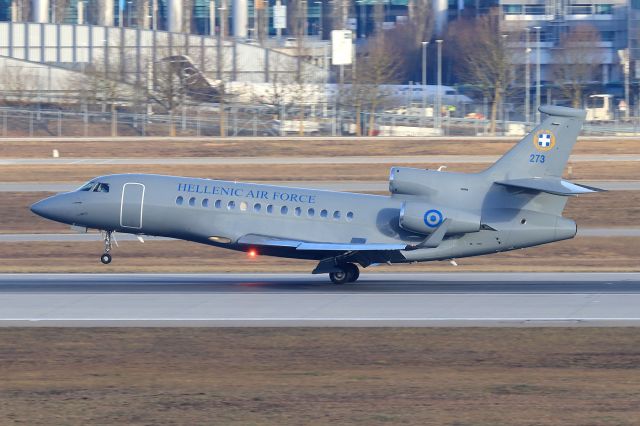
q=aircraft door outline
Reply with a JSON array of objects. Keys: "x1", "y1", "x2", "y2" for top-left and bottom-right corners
[{"x1": 120, "y1": 183, "x2": 145, "y2": 229}]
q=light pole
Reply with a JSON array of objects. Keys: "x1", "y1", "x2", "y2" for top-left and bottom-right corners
[
  {"x1": 209, "y1": 0, "x2": 215, "y2": 36},
  {"x1": 525, "y1": 27, "x2": 530, "y2": 125},
  {"x1": 315, "y1": 1, "x2": 323, "y2": 39},
  {"x1": 436, "y1": 39, "x2": 443, "y2": 131},
  {"x1": 501, "y1": 33, "x2": 508, "y2": 133},
  {"x1": 534, "y1": 26, "x2": 541, "y2": 124},
  {"x1": 422, "y1": 41, "x2": 428, "y2": 112},
  {"x1": 118, "y1": 0, "x2": 124, "y2": 27}
]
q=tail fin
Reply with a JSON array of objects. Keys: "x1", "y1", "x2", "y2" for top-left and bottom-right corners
[{"x1": 485, "y1": 105, "x2": 586, "y2": 180}]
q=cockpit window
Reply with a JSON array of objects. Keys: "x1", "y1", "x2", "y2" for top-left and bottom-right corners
[
  {"x1": 93, "y1": 183, "x2": 110, "y2": 193},
  {"x1": 78, "y1": 181, "x2": 96, "y2": 191}
]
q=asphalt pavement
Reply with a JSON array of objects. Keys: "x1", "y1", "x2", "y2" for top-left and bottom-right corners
[{"x1": 1, "y1": 272, "x2": 639, "y2": 326}]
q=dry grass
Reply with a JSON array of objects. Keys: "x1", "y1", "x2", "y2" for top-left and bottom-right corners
[
  {"x1": 1, "y1": 160, "x2": 638, "y2": 183},
  {"x1": 1, "y1": 137, "x2": 640, "y2": 158},
  {"x1": 0, "y1": 237, "x2": 637, "y2": 273},
  {"x1": 0, "y1": 328, "x2": 639, "y2": 425}
]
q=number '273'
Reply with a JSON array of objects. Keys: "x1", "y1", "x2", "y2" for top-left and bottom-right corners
[{"x1": 529, "y1": 154, "x2": 545, "y2": 163}]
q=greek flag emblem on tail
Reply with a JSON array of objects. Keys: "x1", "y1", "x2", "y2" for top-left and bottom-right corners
[{"x1": 533, "y1": 130, "x2": 555, "y2": 152}]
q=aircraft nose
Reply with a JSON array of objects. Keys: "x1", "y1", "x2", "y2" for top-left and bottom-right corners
[
  {"x1": 30, "y1": 196, "x2": 70, "y2": 223},
  {"x1": 30, "y1": 199, "x2": 50, "y2": 217}
]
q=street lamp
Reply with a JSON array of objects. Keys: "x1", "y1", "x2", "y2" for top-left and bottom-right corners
[
  {"x1": 315, "y1": 1, "x2": 323, "y2": 39},
  {"x1": 502, "y1": 33, "x2": 508, "y2": 132},
  {"x1": 209, "y1": 0, "x2": 215, "y2": 36},
  {"x1": 422, "y1": 41, "x2": 429, "y2": 112},
  {"x1": 534, "y1": 26, "x2": 541, "y2": 124},
  {"x1": 525, "y1": 27, "x2": 530, "y2": 125},
  {"x1": 436, "y1": 39, "x2": 443, "y2": 131}
]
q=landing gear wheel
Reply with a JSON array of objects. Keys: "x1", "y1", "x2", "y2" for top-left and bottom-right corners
[
  {"x1": 329, "y1": 269, "x2": 349, "y2": 284},
  {"x1": 100, "y1": 253, "x2": 112, "y2": 264},
  {"x1": 329, "y1": 263, "x2": 360, "y2": 284},
  {"x1": 344, "y1": 263, "x2": 360, "y2": 282}
]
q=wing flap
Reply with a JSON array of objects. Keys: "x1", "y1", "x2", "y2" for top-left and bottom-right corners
[{"x1": 236, "y1": 234, "x2": 406, "y2": 251}]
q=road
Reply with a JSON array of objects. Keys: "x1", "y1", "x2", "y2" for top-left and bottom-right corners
[
  {"x1": 2, "y1": 180, "x2": 639, "y2": 192},
  {"x1": 1, "y1": 273, "x2": 639, "y2": 326},
  {"x1": 1, "y1": 154, "x2": 640, "y2": 166}
]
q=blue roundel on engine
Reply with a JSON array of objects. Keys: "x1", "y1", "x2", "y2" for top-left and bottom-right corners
[{"x1": 424, "y1": 209, "x2": 443, "y2": 228}]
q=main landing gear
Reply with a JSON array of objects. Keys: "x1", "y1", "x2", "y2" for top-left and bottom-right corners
[
  {"x1": 100, "y1": 231, "x2": 114, "y2": 264},
  {"x1": 329, "y1": 263, "x2": 360, "y2": 284}
]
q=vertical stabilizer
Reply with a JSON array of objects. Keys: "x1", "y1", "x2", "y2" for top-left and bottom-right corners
[{"x1": 485, "y1": 105, "x2": 586, "y2": 180}]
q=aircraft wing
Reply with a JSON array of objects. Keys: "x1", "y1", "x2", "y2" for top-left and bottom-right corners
[
  {"x1": 236, "y1": 234, "x2": 407, "y2": 251},
  {"x1": 495, "y1": 178, "x2": 604, "y2": 196}
]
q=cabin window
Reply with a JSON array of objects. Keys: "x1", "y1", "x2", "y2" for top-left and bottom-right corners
[
  {"x1": 267, "y1": 204, "x2": 274, "y2": 214},
  {"x1": 202, "y1": 198, "x2": 209, "y2": 208},
  {"x1": 189, "y1": 197, "x2": 196, "y2": 207},
  {"x1": 240, "y1": 201, "x2": 248, "y2": 211},
  {"x1": 176, "y1": 196, "x2": 184, "y2": 205},
  {"x1": 215, "y1": 199, "x2": 222, "y2": 209},
  {"x1": 280, "y1": 206, "x2": 289, "y2": 215},
  {"x1": 294, "y1": 207, "x2": 302, "y2": 216},
  {"x1": 254, "y1": 203, "x2": 262, "y2": 212},
  {"x1": 320, "y1": 209, "x2": 328, "y2": 218},
  {"x1": 333, "y1": 211, "x2": 341, "y2": 220},
  {"x1": 307, "y1": 208, "x2": 315, "y2": 217},
  {"x1": 346, "y1": 211, "x2": 354, "y2": 221},
  {"x1": 227, "y1": 200, "x2": 235, "y2": 210}
]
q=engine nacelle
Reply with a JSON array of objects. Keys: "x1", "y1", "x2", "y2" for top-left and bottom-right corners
[
  {"x1": 399, "y1": 201, "x2": 481, "y2": 235},
  {"x1": 390, "y1": 166, "x2": 471, "y2": 196}
]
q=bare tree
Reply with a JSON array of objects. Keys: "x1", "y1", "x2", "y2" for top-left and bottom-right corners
[
  {"x1": 347, "y1": 35, "x2": 404, "y2": 135},
  {"x1": 0, "y1": 62, "x2": 39, "y2": 106},
  {"x1": 552, "y1": 24, "x2": 603, "y2": 108},
  {"x1": 447, "y1": 11, "x2": 511, "y2": 134}
]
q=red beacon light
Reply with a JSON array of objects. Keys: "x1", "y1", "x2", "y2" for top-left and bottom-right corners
[{"x1": 247, "y1": 249, "x2": 257, "y2": 258}]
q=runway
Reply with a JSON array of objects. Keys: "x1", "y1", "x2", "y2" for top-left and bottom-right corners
[
  {"x1": 3, "y1": 180, "x2": 639, "y2": 192},
  {"x1": 1, "y1": 273, "x2": 639, "y2": 326},
  {"x1": 1, "y1": 154, "x2": 639, "y2": 166}
]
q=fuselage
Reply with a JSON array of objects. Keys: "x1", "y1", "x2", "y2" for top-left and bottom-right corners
[{"x1": 31, "y1": 173, "x2": 577, "y2": 264}]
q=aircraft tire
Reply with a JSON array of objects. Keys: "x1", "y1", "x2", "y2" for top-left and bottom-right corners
[
  {"x1": 344, "y1": 263, "x2": 360, "y2": 282},
  {"x1": 100, "y1": 253, "x2": 112, "y2": 264},
  {"x1": 329, "y1": 269, "x2": 349, "y2": 284}
]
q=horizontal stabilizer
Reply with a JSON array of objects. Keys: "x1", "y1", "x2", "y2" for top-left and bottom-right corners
[
  {"x1": 495, "y1": 178, "x2": 604, "y2": 196},
  {"x1": 237, "y1": 234, "x2": 406, "y2": 251}
]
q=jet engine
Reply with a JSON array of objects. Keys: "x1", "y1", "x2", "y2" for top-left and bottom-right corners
[
  {"x1": 399, "y1": 201, "x2": 481, "y2": 235},
  {"x1": 389, "y1": 166, "x2": 472, "y2": 196}
]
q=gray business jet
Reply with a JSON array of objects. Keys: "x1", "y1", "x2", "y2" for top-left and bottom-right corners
[{"x1": 31, "y1": 106, "x2": 601, "y2": 283}]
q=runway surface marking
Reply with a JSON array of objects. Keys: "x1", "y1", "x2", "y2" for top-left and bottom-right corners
[{"x1": 0, "y1": 273, "x2": 639, "y2": 326}]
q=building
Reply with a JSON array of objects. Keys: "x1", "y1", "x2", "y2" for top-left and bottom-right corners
[{"x1": 499, "y1": 0, "x2": 628, "y2": 87}]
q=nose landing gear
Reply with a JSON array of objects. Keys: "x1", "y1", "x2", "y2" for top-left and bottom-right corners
[{"x1": 100, "y1": 231, "x2": 114, "y2": 264}]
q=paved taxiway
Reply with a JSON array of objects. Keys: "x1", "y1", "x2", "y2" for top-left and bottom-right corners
[
  {"x1": 1, "y1": 273, "x2": 639, "y2": 326},
  {"x1": 2, "y1": 154, "x2": 640, "y2": 166}
]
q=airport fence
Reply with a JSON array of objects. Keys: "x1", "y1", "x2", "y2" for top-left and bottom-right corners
[{"x1": 1, "y1": 105, "x2": 639, "y2": 138}]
